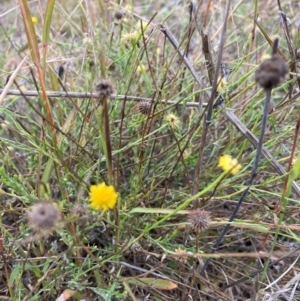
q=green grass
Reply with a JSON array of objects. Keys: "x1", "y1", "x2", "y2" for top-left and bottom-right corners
[{"x1": 1, "y1": 0, "x2": 300, "y2": 300}]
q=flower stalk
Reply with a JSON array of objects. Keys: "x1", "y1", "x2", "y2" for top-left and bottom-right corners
[{"x1": 95, "y1": 80, "x2": 114, "y2": 184}]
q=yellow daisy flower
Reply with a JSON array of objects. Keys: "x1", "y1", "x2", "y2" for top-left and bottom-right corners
[
  {"x1": 218, "y1": 154, "x2": 242, "y2": 175},
  {"x1": 31, "y1": 16, "x2": 38, "y2": 24},
  {"x1": 89, "y1": 183, "x2": 118, "y2": 211}
]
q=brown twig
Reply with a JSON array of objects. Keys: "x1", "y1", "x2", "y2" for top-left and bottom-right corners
[{"x1": 0, "y1": 89, "x2": 203, "y2": 108}]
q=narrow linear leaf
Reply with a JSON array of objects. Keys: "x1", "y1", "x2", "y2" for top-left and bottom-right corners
[
  {"x1": 43, "y1": 0, "x2": 56, "y2": 45},
  {"x1": 124, "y1": 278, "x2": 177, "y2": 290},
  {"x1": 43, "y1": 0, "x2": 56, "y2": 77},
  {"x1": 130, "y1": 207, "x2": 190, "y2": 214},
  {"x1": 255, "y1": 21, "x2": 286, "y2": 59},
  {"x1": 18, "y1": 0, "x2": 40, "y2": 64},
  {"x1": 286, "y1": 157, "x2": 300, "y2": 199}
]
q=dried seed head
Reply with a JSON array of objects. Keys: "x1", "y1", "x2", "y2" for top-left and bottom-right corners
[
  {"x1": 28, "y1": 202, "x2": 61, "y2": 231},
  {"x1": 188, "y1": 209, "x2": 211, "y2": 233},
  {"x1": 130, "y1": 242, "x2": 142, "y2": 253},
  {"x1": 255, "y1": 55, "x2": 288, "y2": 89},
  {"x1": 135, "y1": 21, "x2": 148, "y2": 33},
  {"x1": 96, "y1": 80, "x2": 114, "y2": 100},
  {"x1": 114, "y1": 10, "x2": 125, "y2": 21},
  {"x1": 121, "y1": 32, "x2": 140, "y2": 46},
  {"x1": 255, "y1": 38, "x2": 288, "y2": 89},
  {"x1": 217, "y1": 76, "x2": 227, "y2": 94},
  {"x1": 138, "y1": 101, "x2": 151, "y2": 115},
  {"x1": 72, "y1": 203, "x2": 88, "y2": 217},
  {"x1": 72, "y1": 204, "x2": 90, "y2": 225},
  {"x1": 165, "y1": 113, "x2": 180, "y2": 129},
  {"x1": 174, "y1": 248, "x2": 188, "y2": 263}
]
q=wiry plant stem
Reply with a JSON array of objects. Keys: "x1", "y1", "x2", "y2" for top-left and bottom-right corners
[
  {"x1": 200, "y1": 36, "x2": 288, "y2": 275},
  {"x1": 200, "y1": 91, "x2": 273, "y2": 276},
  {"x1": 102, "y1": 97, "x2": 114, "y2": 184}
]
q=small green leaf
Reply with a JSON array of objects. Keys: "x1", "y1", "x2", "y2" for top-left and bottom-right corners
[{"x1": 286, "y1": 157, "x2": 300, "y2": 200}]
